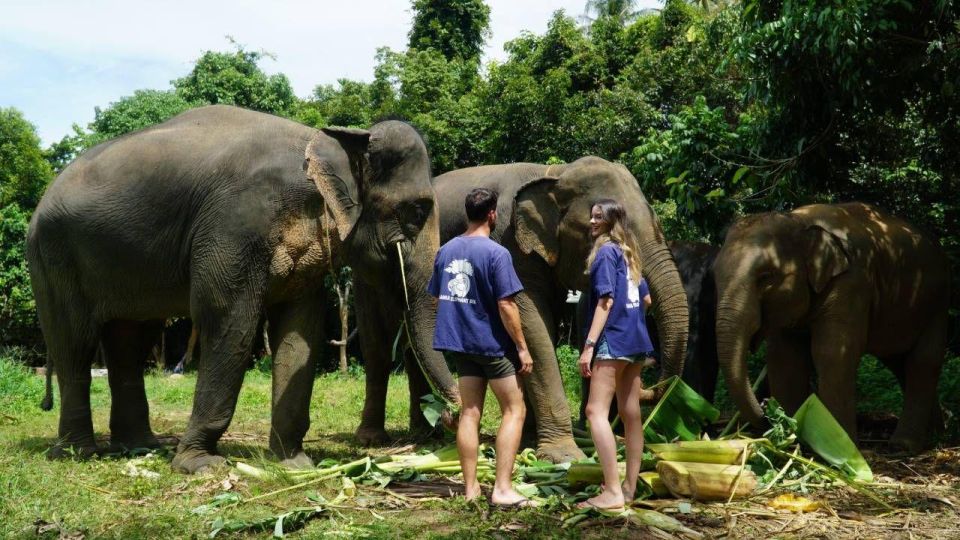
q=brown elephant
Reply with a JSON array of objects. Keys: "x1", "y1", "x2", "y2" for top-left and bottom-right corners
[
  {"x1": 28, "y1": 105, "x2": 457, "y2": 472},
  {"x1": 430, "y1": 157, "x2": 689, "y2": 462},
  {"x1": 713, "y1": 202, "x2": 950, "y2": 452}
]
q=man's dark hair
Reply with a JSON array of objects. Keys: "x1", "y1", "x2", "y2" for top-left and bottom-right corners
[{"x1": 465, "y1": 188, "x2": 498, "y2": 222}]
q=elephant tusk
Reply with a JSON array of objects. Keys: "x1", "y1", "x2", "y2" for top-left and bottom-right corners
[{"x1": 396, "y1": 241, "x2": 410, "y2": 312}]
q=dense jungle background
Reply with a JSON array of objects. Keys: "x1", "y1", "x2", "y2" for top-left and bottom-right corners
[{"x1": 2, "y1": 0, "x2": 959, "y2": 423}]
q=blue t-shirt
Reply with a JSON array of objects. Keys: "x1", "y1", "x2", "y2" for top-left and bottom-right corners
[
  {"x1": 427, "y1": 235, "x2": 524, "y2": 357},
  {"x1": 585, "y1": 242, "x2": 654, "y2": 357}
]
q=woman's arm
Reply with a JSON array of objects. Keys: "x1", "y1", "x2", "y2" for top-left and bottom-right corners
[{"x1": 578, "y1": 296, "x2": 613, "y2": 378}]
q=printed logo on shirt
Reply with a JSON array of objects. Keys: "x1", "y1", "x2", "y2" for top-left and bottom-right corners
[
  {"x1": 626, "y1": 270, "x2": 641, "y2": 309},
  {"x1": 439, "y1": 259, "x2": 478, "y2": 304}
]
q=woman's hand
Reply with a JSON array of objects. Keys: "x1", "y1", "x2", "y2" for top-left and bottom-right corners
[{"x1": 579, "y1": 348, "x2": 593, "y2": 378}]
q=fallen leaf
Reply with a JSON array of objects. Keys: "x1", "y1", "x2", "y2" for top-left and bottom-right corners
[{"x1": 768, "y1": 494, "x2": 820, "y2": 513}]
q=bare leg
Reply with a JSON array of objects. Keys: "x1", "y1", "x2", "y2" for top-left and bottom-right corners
[
  {"x1": 616, "y1": 361, "x2": 646, "y2": 501},
  {"x1": 582, "y1": 360, "x2": 625, "y2": 510},
  {"x1": 457, "y1": 375, "x2": 486, "y2": 501},
  {"x1": 487, "y1": 374, "x2": 529, "y2": 505}
]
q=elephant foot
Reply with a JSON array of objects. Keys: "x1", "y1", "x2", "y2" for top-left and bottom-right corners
[
  {"x1": 171, "y1": 448, "x2": 227, "y2": 474},
  {"x1": 536, "y1": 439, "x2": 586, "y2": 463},
  {"x1": 355, "y1": 426, "x2": 391, "y2": 447},
  {"x1": 108, "y1": 432, "x2": 162, "y2": 454},
  {"x1": 279, "y1": 451, "x2": 315, "y2": 470},
  {"x1": 48, "y1": 442, "x2": 99, "y2": 460}
]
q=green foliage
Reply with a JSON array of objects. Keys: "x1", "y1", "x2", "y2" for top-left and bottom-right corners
[
  {"x1": 556, "y1": 345, "x2": 581, "y2": 403},
  {"x1": 0, "y1": 108, "x2": 53, "y2": 209},
  {"x1": 0, "y1": 204, "x2": 41, "y2": 351},
  {"x1": 625, "y1": 96, "x2": 760, "y2": 241},
  {"x1": 0, "y1": 349, "x2": 44, "y2": 415},
  {"x1": 408, "y1": 0, "x2": 491, "y2": 64},
  {"x1": 173, "y1": 43, "x2": 295, "y2": 116},
  {"x1": 84, "y1": 89, "x2": 194, "y2": 148}
]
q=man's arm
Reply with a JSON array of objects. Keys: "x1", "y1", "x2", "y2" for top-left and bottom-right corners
[{"x1": 498, "y1": 296, "x2": 532, "y2": 375}]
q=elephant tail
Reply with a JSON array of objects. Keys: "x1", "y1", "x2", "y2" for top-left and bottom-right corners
[{"x1": 40, "y1": 359, "x2": 53, "y2": 411}]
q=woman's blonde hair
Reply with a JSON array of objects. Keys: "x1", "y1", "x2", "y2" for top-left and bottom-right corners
[{"x1": 586, "y1": 199, "x2": 643, "y2": 282}]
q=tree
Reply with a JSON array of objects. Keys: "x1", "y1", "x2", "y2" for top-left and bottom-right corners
[
  {"x1": 408, "y1": 0, "x2": 491, "y2": 63},
  {"x1": 84, "y1": 89, "x2": 194, "y2": 148},
  {"x1": 0, "y1": 108, "x2": 53, "y2": 209},
  {"x1": 173, "y1": 43, "x2": 296, "y2": 116},
  {"x1": 580, "y1": 0, "x2": 645, "y2": 27},
  {"x1": 0, "y1": 203, "x2": 41, "y2": 352}
]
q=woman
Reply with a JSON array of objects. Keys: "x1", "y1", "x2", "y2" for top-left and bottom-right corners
[{"x1": 577, "y1": 199, "x2": 654, "y2": 511}]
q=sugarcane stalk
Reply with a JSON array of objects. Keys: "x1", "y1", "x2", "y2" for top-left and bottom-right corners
[
  {"x1": 646, "y1": 440, "x2": 753, "y2": 465},
  {"x1": 656, "y1": 461, "x2": 756, "y2": 500},
  {"x1": 639, "y1": 471, "x2": 670, "y2": 498}
]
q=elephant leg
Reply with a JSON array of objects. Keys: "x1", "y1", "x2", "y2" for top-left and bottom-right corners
[
  {"x1": 267, "y1": 296, "x2": 323, "y2": 469},
  {"x1": 765, "y1": 332, "x2": 813, "y2": 416},
  {"x1": 405, "y1": 346, "x2": 437, "y2": 437},
  {"x1": 515, "y1": 286, "x2": 585, "y2": 463},
  {"x1": 810, "y1": 320, "x2": 864, "y2": 443},
  {"x1": 103, "y1": 319, "x2": 163, "y2": 452},
  {"x1": 354, "y1": 285, "x2": 396, "y2": 446},
  {"x1": 890, "y1": 314, "x2": 947, "y2": 453},
  {"x1": 46, "y1": 317, "x2": 101, "y2": 459},
  {"x1": 34, "y1": 278, "x2": 100, "y2": 459},
  {"x1": 172, "y1": 267, "x2": 264, "y2": 474}
]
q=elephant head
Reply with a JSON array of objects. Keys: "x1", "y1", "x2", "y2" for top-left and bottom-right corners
[
  {"x1": 307, "y1": 121, "x2": 458, "y2": 405},
  {"x1": 510, "y1": 157, "x2": 689, "y2": 386},
  {"x1": 713, "y1": 212, "x2": 849, "y2": 426}
]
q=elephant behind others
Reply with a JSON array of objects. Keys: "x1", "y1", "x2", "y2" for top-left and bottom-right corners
[
  {"x1": 432, "y1": 157, "x2": 689, "y2": 462},
  {"x1": 27, "y1": 105, "x2": 457, "y2": 473},
  {"x1": 713, "y1": 203, "x2": 950, "y2": 452}
]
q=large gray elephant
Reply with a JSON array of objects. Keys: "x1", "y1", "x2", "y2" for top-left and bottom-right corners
[
  {"x1": 27, "y1": 105, "x2": 458, "y2": 473},
  {"x1": 713, "y1": 203, "x2": 950, "y2": 452},
  {"x1": 430, "y1": 157, "x2": 689, "y2": 462}
]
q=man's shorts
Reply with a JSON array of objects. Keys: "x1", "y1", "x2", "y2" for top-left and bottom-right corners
[
  {"x1": 444, "y1": 351, "x2": 519, "y2": 380},
  {"x1": 594, "y1": 337, "x2": 655, "y2": 364}
]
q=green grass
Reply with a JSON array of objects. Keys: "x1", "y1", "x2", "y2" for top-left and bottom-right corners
[{"x1": 0, "y1": 356, "x2": 588, "y2": 539}]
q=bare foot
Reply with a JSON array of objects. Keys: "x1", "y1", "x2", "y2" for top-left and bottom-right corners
[
  {"x1": 491, "y1": 487, "x2": 532, "y2": 506},
  {"x1": 464, "y1": 482, "x2": 483, "y2": 502}
]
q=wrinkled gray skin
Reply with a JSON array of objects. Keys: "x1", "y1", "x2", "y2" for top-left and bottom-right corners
[
  {"x1": 431, "y1": 157, "x2": 689, "y2": 462},
  {"x1": 714, "y1": 203, "x2": 950, "y2": 453},
  {"x1": 27, "y1": 105, "x2": 457, "y2": 473}
]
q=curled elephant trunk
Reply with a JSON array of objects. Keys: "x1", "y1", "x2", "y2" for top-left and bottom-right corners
[
  {"x1": 716, "y1": 300, "x2": 765, "y2": 427},
  {"x1": 639, "y1": 239, "x2": 689, "y2": 386},
  {"x1": 395, "y1": 242, "x2": 461, "y2": 413}
]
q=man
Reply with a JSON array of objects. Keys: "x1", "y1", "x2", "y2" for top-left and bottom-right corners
[{"x1": 427, "y1": 187, "x2": 535, "y2": 508}]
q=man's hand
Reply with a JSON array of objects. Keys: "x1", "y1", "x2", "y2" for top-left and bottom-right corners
[
  {"x1": 517, "y1": 348, "x2": 533, "y2": 376},
  {"x1": 578, "y1": 348, "x2": 593, "y2": 378}
]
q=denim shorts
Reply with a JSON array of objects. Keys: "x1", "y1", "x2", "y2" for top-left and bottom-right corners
[{"x1": 594, "y1": 337, "x2": 655, "y2": 364}]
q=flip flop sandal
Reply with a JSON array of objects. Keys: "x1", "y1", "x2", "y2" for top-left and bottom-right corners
[
  {"x1": 576, "y1": 499, "x2": 625, "y2": 514},
  {"x1": 492, "y1": 498, "x2": 539, "y2": 510}
]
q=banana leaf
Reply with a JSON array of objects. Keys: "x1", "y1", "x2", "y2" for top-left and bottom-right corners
[
  {"x1": 643, "y1": 376, "x2": 720, "y2": 443},
  {"x1": 794, "y1": 394, "x2": 873, "y2": 482}
]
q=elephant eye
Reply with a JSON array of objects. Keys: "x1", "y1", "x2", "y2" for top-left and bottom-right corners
[{"x1": 399, "y1": 198, "x2": 433, "y2": 235}]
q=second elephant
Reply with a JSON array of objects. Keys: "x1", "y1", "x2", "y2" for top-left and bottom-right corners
[
  {"x1": 713, "y1": 203, "x2": 950, "y2": 452},
  {"x1": 432, "y1": 157, "x2": 689, "y2": 462}
]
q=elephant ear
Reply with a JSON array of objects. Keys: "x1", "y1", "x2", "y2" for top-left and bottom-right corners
[
  {"x1": 806, "y1": 225, "x2": 850, "y2": 293},
  {"x1": 304, "y1": 127, "x2": 371, "y2": 241},
  {"x1": 512, "y1": 177, "x2": 560, "y2": 266}
]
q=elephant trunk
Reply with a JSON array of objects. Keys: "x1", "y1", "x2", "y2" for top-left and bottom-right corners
[
  {"x1": 396, "y1": 212, "x2": 460, "y2": 409},
  {"x1": 716, "y1": 290, "x2": 764, "y2": 427},
  {"x1": 639, "y1": 238, "x2": 689, "y2": 385},
  {"x1": 404, "y1": 287, "x2": 460, "y2": 406}
]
